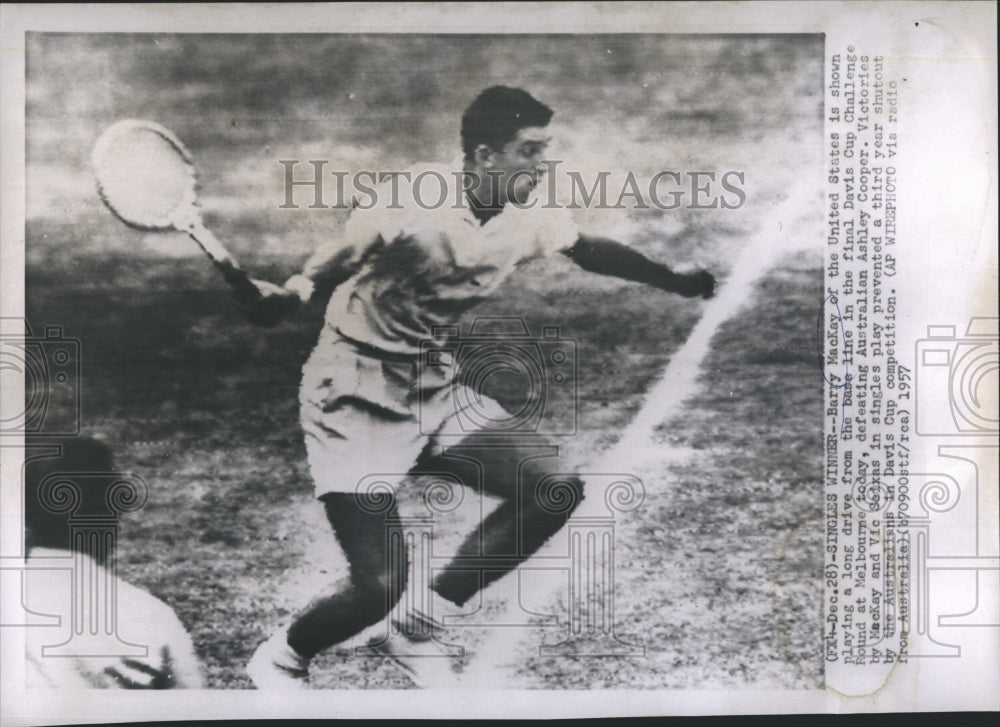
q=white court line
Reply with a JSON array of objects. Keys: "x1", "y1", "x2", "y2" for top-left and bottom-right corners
[{"x1": 458, "y1": 188, "x2": 820, "y2": 686}]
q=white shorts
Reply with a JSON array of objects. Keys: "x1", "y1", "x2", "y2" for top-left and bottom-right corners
[{"x1": 300, "y1": 335, "x2": 509, "y2": 497}]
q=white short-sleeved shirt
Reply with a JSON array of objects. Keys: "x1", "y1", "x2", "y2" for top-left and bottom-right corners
[
  {"x1": 298, "y1": 162, "x2": 578, "y2": 496},
  {"x1": 305, "y1": 161, "x2": 579, "y2": 357}
]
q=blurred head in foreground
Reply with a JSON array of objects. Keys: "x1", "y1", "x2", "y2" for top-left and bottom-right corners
[{"x1": 24, "y1": 437, "x2": 118, "y2": 564}]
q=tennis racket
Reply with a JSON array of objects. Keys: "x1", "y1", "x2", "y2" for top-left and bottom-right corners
[{"x1": 91, "y1": 119, "x2": 260, "y2": 300}]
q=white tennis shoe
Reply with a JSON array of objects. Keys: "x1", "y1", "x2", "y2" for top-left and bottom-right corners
[
  {"x1": 246, "y1": 629, "x2": 311, "y2": 689},
  {"x1": 366, "y1": 592, "x2": 464, "y2": 688}
]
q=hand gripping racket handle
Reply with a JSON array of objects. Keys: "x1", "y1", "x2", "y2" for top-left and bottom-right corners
[{"x1": 185, "y1": 218, "x2": 261, "y2": 300}]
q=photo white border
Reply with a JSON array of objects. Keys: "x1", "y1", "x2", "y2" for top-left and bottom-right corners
[{"x1": 1, "y1": 2, "x2": 996, "y2": 722}]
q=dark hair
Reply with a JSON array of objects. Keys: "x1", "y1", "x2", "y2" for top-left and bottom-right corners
[
  {"x1": 461, "y1": 86, "x2": 553, "y2": 160},
  {"x1": 24, "y1": 437, "x2": 117, "y2": 563}
]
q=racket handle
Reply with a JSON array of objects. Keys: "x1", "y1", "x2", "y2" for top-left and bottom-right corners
[{"x1": 186, "y1": 220, "x2": 261, "y2": 300}]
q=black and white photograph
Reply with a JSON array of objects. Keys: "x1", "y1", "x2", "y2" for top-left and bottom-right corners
[
  {"x1": 17, "y1": 27, "x2": 825, "y2": 690},
  {"x1": 1, "y1": 2, "x2": 996, "y2": 721}
]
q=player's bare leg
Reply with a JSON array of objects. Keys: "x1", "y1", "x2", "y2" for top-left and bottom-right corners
[
  {"x1": 424, "y1": 439, "x2": 584, "y2": 607},
  {"x1": 369, "y1": 437, "x2": 583, "y2": 684},
  {"x1": 248, "y1": 439, "x2": 580, "y2": 688},
  {"x1": 247, "y1": 492, "x2": 407, "y2": 688}
]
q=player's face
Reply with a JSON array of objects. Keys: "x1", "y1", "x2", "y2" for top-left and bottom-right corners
[{"x1": 489, "y1": 127, "x2": 552, "y2": 206}]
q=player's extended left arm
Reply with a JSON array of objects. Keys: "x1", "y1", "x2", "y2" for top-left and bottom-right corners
[{"x1": 561, "y1": 235, "x2": 716, "y2": 298}]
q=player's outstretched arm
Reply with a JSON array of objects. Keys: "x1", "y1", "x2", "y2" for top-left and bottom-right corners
[{"x1": 561, "y1": 234, "x2": 716, "y2": 299}]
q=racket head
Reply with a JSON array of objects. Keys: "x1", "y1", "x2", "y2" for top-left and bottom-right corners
[{"x1": 91, "y1": 120, "x2": 199, "y2": 231}]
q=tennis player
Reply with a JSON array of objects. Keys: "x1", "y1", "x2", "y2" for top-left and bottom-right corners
[{"x1": 243, "y1": 86, "x2": 715, "y2": 688}]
